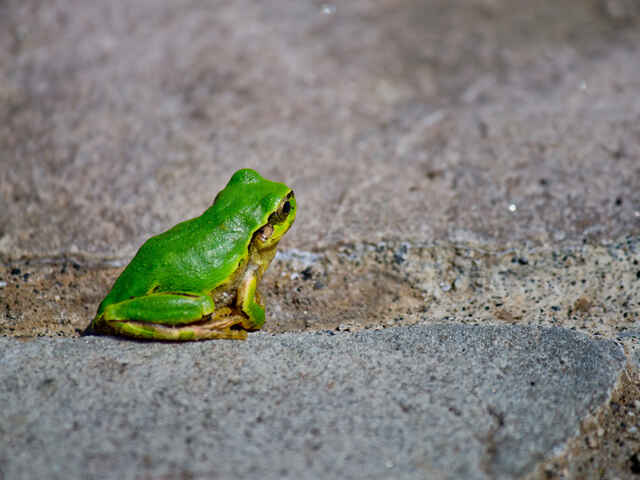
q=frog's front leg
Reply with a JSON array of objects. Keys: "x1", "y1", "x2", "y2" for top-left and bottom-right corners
[
  {"x1": 237, "y1": 266, "x2": 266, "y2": 330},
  {"x1": 97, "y1": 292, "x2": 247, "y2": 341}
]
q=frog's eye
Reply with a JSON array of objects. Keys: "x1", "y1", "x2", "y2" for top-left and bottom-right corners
[
  {"x1": 281, "y1": 191, "x2": 294, "y2": 215},
  {"x1": 267, "y1": 193, "x2": 294, "y2": 225}
]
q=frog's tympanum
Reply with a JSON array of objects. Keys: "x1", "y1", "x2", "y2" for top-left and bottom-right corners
[{"x1": 85, "y1": 169, "x2": 296, "y2": 341}]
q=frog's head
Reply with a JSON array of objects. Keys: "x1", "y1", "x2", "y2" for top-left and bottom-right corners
[
  {"x1": 219, "y1": 169, "x2": 296, "y2": 251},
  {"x1": 253, "y1": 188, "x2": 296, "y2": 250}
]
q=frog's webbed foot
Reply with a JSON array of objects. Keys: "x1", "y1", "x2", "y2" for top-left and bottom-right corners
[{"x1": 201, "y1": 307, "x2": 249, "y2": 331}]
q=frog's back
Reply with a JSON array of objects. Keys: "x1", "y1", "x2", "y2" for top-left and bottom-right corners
[{"x1": 98, "y1": 214, "x2": 248, "y2": 312}]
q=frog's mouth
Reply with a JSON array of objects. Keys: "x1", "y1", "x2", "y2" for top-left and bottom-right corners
[{"x1": 255, "y1": 224, "x2": 274, "y2": 243}]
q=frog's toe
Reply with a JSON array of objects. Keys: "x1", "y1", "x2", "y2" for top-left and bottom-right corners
[
  {"x1": 192, "y1": 325, "x2": 248, "y2": 340},
  {"x1": 203, "y1": 308, "x2": 247, "y2": 330}
]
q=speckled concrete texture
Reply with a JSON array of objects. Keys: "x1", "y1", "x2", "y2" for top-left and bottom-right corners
[
  {"x1": 1, "y1": 0, "x2": 640, "y2": 478},
  {"x1": 0, "y1": 325, "x2": 626, "y2": 480}
]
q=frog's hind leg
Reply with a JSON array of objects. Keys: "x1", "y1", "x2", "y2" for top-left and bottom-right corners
[
  {"x1": 102, "y1": 292, "x2": 216, "y2": 326},
  {"x1": 99, "y1": 292, "x2": 247, "y2": 341}
]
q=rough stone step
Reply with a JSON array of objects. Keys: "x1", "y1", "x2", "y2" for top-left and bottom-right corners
[{"x1": 0, "y1": 324, "x2": 625, "y2": 480}]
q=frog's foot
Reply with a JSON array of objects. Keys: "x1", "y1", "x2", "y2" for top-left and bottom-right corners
[{"x1": 203, "y1": 307, "x2": 246, "y2": 330}]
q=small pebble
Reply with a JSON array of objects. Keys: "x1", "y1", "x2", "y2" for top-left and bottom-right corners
[{"x1": 300, "y1": 267, "x2": 313, "y2": 280}]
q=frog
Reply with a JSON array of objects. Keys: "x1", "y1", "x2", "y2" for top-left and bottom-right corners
[{"x1": 84, "y1": 168, "x2": 296, "y2": 341}]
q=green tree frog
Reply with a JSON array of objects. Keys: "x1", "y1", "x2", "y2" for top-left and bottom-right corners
[{"x1": 85, "y1": 169, "x2": 296, "y2": 341}]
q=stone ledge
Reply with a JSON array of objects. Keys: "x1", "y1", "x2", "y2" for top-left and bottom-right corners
[{"x1": 0, "y1": 324, "x2": 626, "y2": 479}]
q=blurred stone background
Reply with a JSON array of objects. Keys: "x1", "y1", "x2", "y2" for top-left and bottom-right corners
[{"x1": 2, "y1": 0, "x2": 639, "y2": 261}]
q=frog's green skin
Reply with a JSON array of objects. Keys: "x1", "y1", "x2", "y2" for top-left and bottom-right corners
[{"x1": 85, "y1": 169, "x2": 296, "y2": 341}]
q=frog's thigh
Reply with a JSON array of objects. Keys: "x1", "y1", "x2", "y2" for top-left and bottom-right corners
[
  {"x1": 237, "y1": 269, "x2": 265, "y2": 330},
  {"x1": 102, "y1": 293, "x2": 214, "y2": 325}
]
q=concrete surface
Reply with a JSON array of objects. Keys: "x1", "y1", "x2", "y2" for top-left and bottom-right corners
[
  {"x1": 0, "y1": 325, "x2": 626, "y2": 480},
  {"x1": 1, "y1": 0, "x2": 640, "y2": 478}
]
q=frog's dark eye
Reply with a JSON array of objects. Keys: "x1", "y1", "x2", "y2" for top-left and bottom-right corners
[{"x1": 282, "y1": 201, "x2": 291, "y2": 215}]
